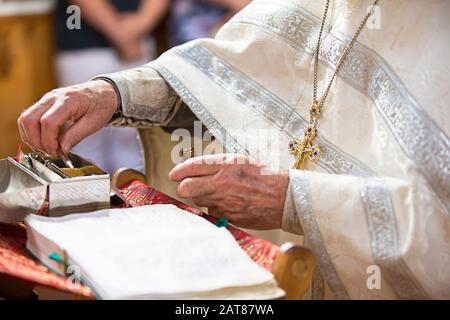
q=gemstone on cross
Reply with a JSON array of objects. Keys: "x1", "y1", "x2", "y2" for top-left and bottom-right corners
[{"x1": 289, "y1": 125, "x2": 321, "y2": 169}]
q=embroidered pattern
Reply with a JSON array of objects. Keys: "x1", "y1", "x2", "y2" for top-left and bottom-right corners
[
  {"x1": 290, "y1": 170, "x2": 350, "y2": 299},
  {"x1": 166, "y1": 25, "x2": 429, "y2": 299},
  {"x1": 310, "y1": 269, "x2": 326, "y2": 300},
  {"x1": 152, "y1": 64, "x2": 248, "y2": 156},
  {"x1": 361, "y1": 178, "x2": 430, "y2": 299},
  {"x1": 175, "y1": 44, "x2": 372, "y2": 177},
  {"x1": 230, "y1": 0, "x2": 450, "y2": 214},
  {"x1": 164, "y1": 42, "x2": 429, "y2": 299},
  {"x1": 139, "y1": 0, "x2": 434, "y2": 298}
]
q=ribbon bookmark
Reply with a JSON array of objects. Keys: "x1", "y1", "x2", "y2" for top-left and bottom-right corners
[
  {"x1": 49, "y1": 251, "x2": 69, "y2": 273},
  {"x1": 215, "y1": 218, "x2": 229, "y2": 228}
]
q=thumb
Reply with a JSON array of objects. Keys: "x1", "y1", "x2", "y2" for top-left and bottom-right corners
[{"x1": 59, "y1": 117, "x2": 102, "y2": 155}]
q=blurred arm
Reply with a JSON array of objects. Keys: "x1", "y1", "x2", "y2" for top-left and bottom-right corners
[
  {"x1": 205, "y1": 0, "x2": 252, "y2": 13},
  {"x1": 134, "y1": 0, "x2": 170, "y2": 34},
  {"x1": 68, "y1": 0, "x2": 122, "y2": 44}
]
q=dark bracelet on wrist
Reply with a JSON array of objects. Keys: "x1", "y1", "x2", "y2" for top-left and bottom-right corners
[{"x1": 92, "y1": 77, "x2": 123, "y2": 116}]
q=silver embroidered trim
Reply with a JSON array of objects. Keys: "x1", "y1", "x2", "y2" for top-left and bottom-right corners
[
  {"x1": 231, "y1": 0, "x2": 450, "y2": 214},
  {"x1": 290, "y1": 170, "x2": 350, "y2": 299},
  {"x1": 152, "y1": 39, "x2": 428, "y2": 298},
  {"x1": 170, "y1": 42, "x2": 428, "y2": 299},
  {"x1": 152, "y1": 64, "x2": 248, "y2": 156},
  {"x1": 311, "y1": 268, "x2": 326, "y2": 300},
  {"x1": 173, "y1": 43, "x2": 352, "y2": 298},
  {"x1": 152, "y1": 57, "x2": 350, "y2": 298},
  {"x1": 281, "y1": 186, "x2": 303, "y2": 236},
  {"x1": 175, "y1": 44, "x2": 372, "y2": 178},
  {"x1": 109, "y1": 116, "x2": 157, "y2": 128},
  {"x1": 361, "y1": 178, "x2": 430, "y2": 299}
]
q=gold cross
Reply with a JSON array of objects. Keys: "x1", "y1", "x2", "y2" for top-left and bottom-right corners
[{"x1": 289, "y1": 125, "x2": 321, "y2": 170}]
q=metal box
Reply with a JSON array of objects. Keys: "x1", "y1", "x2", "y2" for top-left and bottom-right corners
[{"x1": 0, "y1": 153, "x2": 110, "y2": 222}]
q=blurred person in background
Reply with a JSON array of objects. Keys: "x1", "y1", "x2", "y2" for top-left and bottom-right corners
[
  {"x1": 54, "y1": 0, "x2": 169, "y2": 174},
  {"x1": 170, "y1": 0, "x2": 252, "y2": 47}
]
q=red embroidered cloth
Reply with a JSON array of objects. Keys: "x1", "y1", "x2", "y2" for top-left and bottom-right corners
[{"x1": 0, "y1": 180, "x2": 280, "y2": 298}]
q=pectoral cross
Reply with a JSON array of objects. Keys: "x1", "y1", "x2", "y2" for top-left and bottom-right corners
[
  {"x1": 289, "y1": 101, "x2": 322, "y2": 169},
  {"x1": 289, "y1": 125, "x2": 321, "y2": 170}
]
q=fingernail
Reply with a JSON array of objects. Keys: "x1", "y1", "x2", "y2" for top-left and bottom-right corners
[{"x1": 61, "y1": 143, "x2": 71, "y2": 154}]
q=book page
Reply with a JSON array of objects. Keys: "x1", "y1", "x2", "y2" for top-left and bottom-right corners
[{"x1": 26, "y1": 205, "x2": 276, "y2": 299}]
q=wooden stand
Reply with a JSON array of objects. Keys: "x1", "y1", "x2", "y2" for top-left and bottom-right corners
[
  {"x1": 0, "y1": 13, "x2": 56, "y2": 158},
  {"x1": 272, "y1": 243, "x2": 316, "y2": 300}
]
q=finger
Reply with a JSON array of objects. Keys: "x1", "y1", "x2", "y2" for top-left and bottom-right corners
[
  {"x1": 17, "y1": 119, "x2": 30, "y2": 148},
  {"x1": 18, "y1": 99, "x2": 54, "y2": 152},
  {"x1": 58, "y1": 116, "x2": 101, "y2": 154},
  {"x1": 40, "y1": 101, "x2": 77, "y2": 156},
  {"x1": 169, "y1": 154, "x2": 229, "y2": 182},
  {"x1": 177, "y1": 176, "x2": 218, "y2": 198}
]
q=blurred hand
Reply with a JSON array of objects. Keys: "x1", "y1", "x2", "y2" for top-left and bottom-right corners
[
  {"x1": 115, "y1": 37, "x2": 144, "y2": 63},
  {"x1": 120, "y1": 13, "x2": 149, "y2": 41},
  {"x1": 18, "y1": 81, "x2": 118, "y2": 156},
  {"x1": 169, "y1": 154, "x2": 289, "y2": 230},
  {"x1": 109, "y1": 13, "x2": 149, "y2": 63}
]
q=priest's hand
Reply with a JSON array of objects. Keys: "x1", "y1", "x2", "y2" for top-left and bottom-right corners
[
  {"x1": 17, "y1": 80, "x2": 118, "y2": 157},
  {"x1": 169, "y1": 154, "x2": 289, "y2": 230}
]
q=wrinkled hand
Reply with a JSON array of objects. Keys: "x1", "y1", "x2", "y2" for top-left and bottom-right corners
[
  {"x1": 169, "y1": 154, "x2": 289, "y2": 230},
  {"x1": 17, "y1": 80, "x2": 118, "y2": 156}
]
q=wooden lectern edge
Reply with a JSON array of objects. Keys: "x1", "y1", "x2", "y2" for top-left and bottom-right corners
[
  {"x1": 111, "y1": 168, "x2": 147, "y2": 188},
  {"x1": 272, "y1": 243, "x2": 316, "y2": 300}
]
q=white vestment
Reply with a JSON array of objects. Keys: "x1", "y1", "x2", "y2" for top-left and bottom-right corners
[{"x1": 97, "y1": 0, "x2": 450, "y2": 299}]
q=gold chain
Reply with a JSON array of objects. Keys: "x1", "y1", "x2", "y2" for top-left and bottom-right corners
[
  {"x1": 289, "y1": 0, "x2": 380, "y2": 169},
  {"x1": 314, "y1": 0, "x2": 379, "y2": 107}
]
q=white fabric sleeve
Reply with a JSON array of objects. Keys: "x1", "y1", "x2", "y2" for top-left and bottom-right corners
[
  {"x1": 284, "y1": 169, "x2": 449, "y2": 300},
  {"x1": 94, "y1": 63, "x2": 181, "y2": 127}
]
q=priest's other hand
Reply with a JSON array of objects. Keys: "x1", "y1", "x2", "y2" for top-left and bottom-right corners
[
  {"x1": 17, "y1": 80, "x2": 118, "y2": 156},
  {"x1": 169, "y1": 154, "x2": 289, "y2": 230}
]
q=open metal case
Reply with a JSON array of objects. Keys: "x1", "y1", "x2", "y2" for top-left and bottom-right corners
[{"x1": 0, "y1": 153, "x2": 110, "y2": 222}]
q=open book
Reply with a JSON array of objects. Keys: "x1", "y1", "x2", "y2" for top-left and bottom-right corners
[{"x1": 25, "y1": 204, "x2": 284, "y2": 300}]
